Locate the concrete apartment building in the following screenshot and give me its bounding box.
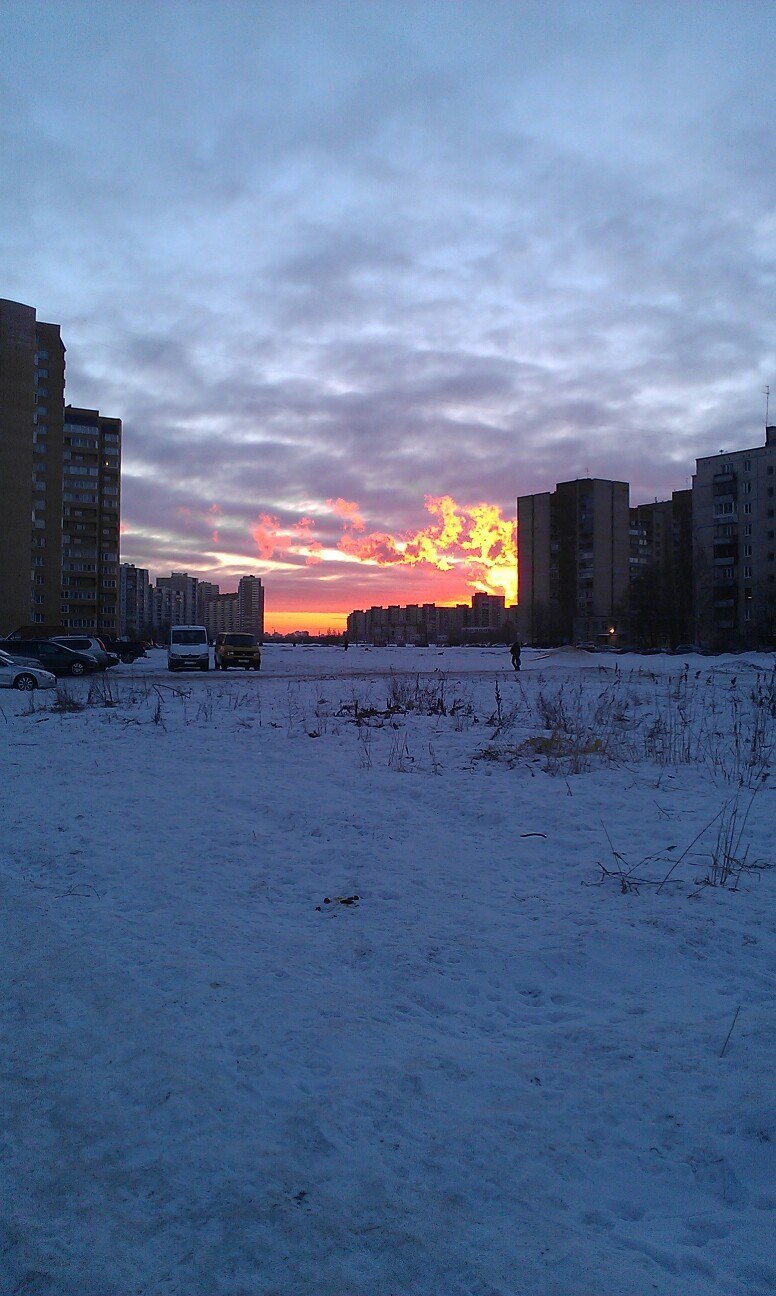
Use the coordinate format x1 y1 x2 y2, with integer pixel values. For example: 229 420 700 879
517 478 630 645
629 490 693 647
0 298 120 636
142 570 265 640
153 571 199 628
61 406 121 634
119 563 151 638
693 427 776 647
202 576 265 640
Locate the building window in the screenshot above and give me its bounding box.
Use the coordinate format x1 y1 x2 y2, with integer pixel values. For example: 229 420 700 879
744 524 752 536
745 608 752 621
744 566 752 578
744 503 753 514
744 544 752 556
744 459 752 472
743 481 752 494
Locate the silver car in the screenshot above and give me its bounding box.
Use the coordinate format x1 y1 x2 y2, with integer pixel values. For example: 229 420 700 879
0 649 57 691
51 635 118 670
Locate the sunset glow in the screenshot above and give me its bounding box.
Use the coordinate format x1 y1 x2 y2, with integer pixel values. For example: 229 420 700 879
249 495 517 619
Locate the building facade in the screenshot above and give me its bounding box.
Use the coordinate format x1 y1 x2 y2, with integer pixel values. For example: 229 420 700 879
517 478 630 644
201 576 265 640
0 298 121 636
693 428 776 647
119 563 151 638
61 406 121 635
628 490 693 648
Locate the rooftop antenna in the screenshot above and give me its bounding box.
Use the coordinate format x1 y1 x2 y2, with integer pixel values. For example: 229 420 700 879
764 384 770 427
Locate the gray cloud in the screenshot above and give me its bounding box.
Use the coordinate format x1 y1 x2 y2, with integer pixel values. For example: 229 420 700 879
1 1 774 615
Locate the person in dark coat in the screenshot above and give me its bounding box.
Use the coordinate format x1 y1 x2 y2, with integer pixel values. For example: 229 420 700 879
510 641 522 671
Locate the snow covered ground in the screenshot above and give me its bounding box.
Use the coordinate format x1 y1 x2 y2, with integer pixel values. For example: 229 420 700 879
1 646 774 1295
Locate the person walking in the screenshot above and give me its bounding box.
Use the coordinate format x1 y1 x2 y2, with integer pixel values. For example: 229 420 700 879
510 640 522 671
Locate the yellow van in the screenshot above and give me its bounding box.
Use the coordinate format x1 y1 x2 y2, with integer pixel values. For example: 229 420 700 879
214 632 262 671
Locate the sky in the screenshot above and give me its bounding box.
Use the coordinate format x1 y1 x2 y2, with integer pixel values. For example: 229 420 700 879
1 1 774 630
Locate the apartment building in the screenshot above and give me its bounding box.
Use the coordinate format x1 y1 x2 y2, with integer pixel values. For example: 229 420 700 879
693 427 776 647
0 298 121 636
629 490 693 648
119 563 151 638
61 406 121 635
153 572 199 629
517 478 630 644
201 577 265 640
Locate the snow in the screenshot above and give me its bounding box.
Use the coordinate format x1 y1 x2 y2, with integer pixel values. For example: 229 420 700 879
1 646 774 1295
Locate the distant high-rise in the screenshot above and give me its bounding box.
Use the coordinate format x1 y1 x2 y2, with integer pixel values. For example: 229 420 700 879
201 575 265 640
0 298 121 636
119 563 151 638
517 478 630 644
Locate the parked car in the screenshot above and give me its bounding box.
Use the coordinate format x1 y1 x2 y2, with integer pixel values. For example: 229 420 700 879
51 635 119 670
673 644 712 656
168 625 210 671
214 632 262 670
0 648 57 691
2 639 99 677
100 637 148 664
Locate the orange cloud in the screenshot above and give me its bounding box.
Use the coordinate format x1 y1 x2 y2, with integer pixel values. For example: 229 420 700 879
327 498 365 531
249 495 517 600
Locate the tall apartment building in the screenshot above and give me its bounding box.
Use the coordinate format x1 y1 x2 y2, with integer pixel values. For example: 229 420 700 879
153 571 199 629
61 406 121 635
119 563 151 638
693 427 776 647
0 298 121 636
629 490 693 647
517 478 630 644
201 575 265 640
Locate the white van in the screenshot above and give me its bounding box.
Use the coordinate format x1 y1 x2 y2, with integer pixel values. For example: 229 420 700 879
168 625 210 671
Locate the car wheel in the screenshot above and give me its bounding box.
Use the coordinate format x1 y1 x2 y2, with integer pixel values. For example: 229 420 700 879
14 673 37 691
120 652 133 664
70 661 86 676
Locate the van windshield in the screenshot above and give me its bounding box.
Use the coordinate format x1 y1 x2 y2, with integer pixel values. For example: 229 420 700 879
171 629 208 645
224 634 257 647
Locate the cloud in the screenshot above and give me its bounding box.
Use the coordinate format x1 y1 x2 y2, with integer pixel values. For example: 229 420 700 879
1 1 774 614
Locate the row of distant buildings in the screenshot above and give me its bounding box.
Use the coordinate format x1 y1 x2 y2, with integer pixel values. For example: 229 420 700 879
350 426 776 650
0 297 266 642
119 566 264 641
347 591 514 646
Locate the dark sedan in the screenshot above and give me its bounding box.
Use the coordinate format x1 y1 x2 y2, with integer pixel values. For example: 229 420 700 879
2 639 100 677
